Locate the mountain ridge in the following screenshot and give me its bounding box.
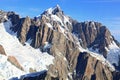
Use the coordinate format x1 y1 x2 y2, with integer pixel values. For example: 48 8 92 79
0 5 120 80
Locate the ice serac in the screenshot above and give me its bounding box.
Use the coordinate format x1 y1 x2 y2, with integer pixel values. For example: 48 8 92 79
0 5 120 80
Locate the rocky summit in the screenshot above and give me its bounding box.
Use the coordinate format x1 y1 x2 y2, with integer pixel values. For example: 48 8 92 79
0 5 120 80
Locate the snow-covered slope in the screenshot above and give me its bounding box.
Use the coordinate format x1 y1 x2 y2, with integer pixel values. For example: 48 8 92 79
107 41 120 66
0 20 54 79
88 40 120 67
0 55 24 80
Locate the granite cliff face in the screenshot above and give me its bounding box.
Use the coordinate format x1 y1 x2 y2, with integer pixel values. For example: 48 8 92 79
0 5 120 80
75 52 113 80
72 21 119 58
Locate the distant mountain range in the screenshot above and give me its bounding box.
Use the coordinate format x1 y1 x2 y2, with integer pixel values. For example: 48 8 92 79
0 5 120 80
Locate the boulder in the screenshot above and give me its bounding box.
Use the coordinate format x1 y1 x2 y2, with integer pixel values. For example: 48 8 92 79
0 45 6 56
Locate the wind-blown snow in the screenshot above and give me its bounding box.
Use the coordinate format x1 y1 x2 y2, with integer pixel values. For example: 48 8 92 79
0 21 54 79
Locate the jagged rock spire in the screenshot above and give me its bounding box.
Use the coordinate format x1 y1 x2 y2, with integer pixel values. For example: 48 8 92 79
53 4 62 13
42 4 62 15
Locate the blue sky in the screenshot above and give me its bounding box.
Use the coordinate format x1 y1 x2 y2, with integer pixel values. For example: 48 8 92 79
0 0 120 41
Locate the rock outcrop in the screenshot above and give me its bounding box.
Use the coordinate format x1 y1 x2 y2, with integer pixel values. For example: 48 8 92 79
21 71 47 80
45 53 68 80
0 45 6 55
72 21 114 57
75 52 113 80
7 11 20 27
0 10 7 23
7 56 24 71
18 16 31 44
112 71 120 80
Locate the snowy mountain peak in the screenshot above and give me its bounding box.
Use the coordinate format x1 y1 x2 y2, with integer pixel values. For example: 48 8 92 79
1 5 120 80
43 4 62 15
37 5 72 35
56 4 60 9
53 4 61 12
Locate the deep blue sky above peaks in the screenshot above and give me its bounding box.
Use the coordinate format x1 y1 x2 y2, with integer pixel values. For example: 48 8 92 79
0 0 120 41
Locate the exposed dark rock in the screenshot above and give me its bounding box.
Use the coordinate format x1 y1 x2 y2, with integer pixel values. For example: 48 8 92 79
72 21 114 57
112 71 120 80
21 71 47 80
7 11 20 26
18 16 31 44
45 53 68 80
75 52 113 80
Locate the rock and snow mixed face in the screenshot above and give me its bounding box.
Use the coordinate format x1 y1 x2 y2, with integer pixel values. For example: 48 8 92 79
39 5 72 34
107 41 120 66
0 5 120 80
0 20 54 79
